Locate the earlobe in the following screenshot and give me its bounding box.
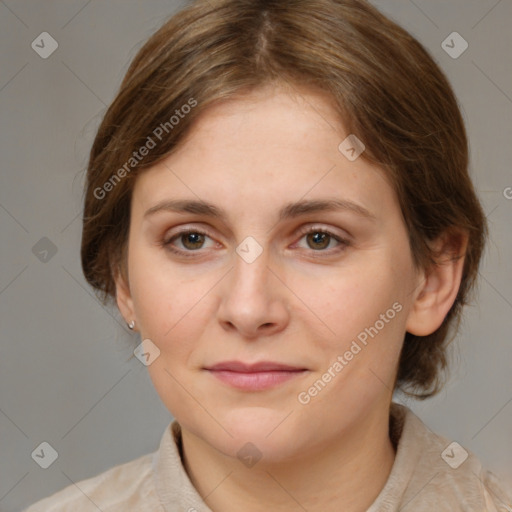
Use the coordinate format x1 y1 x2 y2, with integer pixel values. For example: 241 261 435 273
406 230 468 337
113 265 137 330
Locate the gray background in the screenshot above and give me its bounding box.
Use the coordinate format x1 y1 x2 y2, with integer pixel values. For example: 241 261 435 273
0 1 511 510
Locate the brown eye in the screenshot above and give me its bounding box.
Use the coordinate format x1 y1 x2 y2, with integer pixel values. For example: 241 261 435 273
295 227 349 254
179 232 206 250
305 231 332 250
162 229 216 258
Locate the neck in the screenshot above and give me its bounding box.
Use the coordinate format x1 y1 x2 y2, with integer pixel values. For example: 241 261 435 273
180 403 396 512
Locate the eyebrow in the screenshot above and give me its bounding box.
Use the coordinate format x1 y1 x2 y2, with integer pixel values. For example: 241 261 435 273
143 198 376 223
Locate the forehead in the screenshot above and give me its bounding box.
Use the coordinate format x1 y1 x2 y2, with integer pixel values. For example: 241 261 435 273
131 85 397 225
177 84 344 154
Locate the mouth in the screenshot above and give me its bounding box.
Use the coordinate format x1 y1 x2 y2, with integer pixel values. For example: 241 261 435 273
204 361 309 391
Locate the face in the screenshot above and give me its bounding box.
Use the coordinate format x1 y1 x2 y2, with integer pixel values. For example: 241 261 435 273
116 84 425 464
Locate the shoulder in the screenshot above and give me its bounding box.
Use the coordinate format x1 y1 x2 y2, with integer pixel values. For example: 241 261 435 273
22 451 157 512
389 403 512 511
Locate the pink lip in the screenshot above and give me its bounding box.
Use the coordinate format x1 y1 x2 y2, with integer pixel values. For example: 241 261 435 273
205 361 308 391
207 361 305 372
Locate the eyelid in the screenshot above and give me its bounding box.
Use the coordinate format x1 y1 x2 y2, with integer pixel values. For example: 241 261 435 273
294 223 351 242
163 222 350 241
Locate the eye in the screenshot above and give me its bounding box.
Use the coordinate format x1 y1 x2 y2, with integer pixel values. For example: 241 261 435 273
162 229 216 257
294 226 350 254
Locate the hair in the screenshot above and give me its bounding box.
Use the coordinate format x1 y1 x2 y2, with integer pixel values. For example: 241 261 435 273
81 0 487 399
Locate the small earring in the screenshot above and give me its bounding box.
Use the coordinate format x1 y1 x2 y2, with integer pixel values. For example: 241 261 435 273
127 320 135 330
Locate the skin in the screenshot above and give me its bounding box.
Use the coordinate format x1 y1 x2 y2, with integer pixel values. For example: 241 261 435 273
115 82 467 512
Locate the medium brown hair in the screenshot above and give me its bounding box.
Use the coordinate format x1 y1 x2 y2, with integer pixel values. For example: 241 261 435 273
81 0 487 398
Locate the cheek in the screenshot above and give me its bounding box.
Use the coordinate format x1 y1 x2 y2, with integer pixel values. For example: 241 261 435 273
300 259 410 394
128 246 205 338
299 262 400 344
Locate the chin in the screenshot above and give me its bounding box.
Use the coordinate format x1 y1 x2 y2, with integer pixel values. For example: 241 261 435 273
208 406 305 463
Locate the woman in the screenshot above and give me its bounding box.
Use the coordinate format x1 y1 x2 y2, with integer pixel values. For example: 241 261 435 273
25 0 512 510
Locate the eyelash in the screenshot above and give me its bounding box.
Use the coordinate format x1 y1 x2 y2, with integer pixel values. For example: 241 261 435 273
160 226 351 259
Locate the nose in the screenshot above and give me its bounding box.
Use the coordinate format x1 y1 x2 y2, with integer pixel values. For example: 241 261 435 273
216 247 290 339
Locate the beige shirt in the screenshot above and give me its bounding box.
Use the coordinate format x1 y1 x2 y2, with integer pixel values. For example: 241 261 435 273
24 403 512 511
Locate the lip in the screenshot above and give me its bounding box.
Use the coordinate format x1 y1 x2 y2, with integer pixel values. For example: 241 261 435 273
204 360 308 391
206 361 306 372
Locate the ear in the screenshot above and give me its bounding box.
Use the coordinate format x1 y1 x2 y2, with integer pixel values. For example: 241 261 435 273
113 264 137 331
406 230 468 336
